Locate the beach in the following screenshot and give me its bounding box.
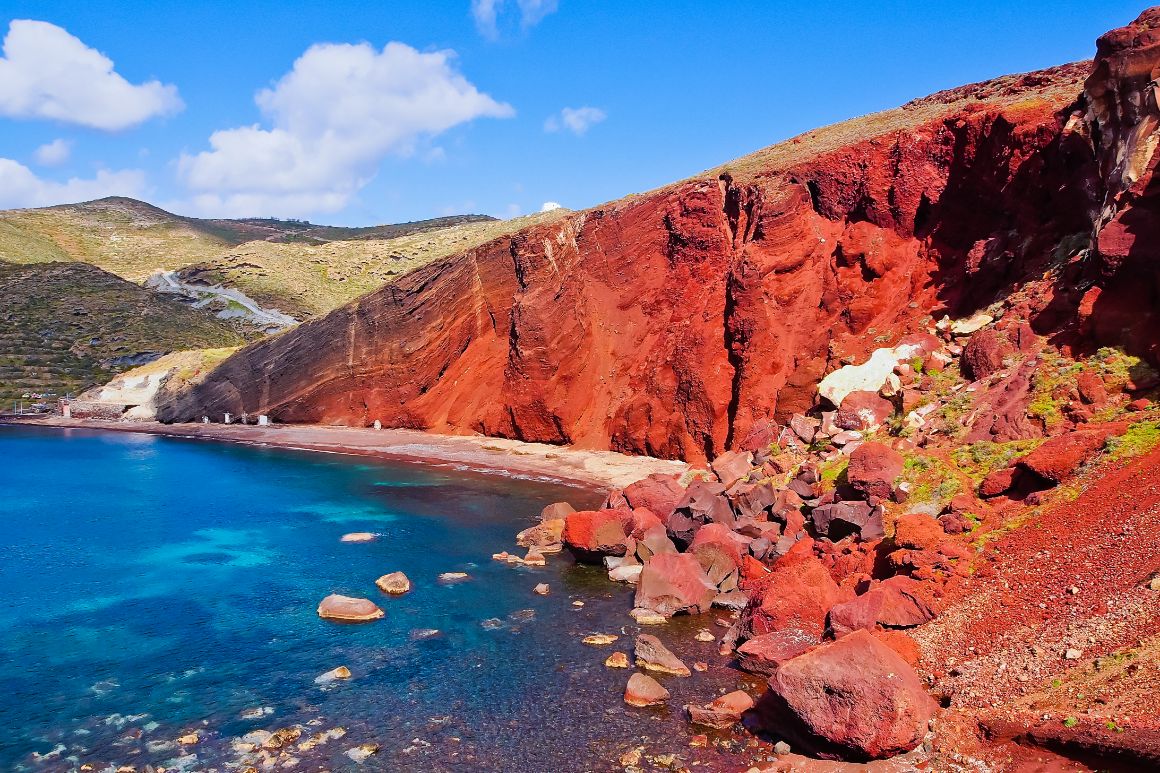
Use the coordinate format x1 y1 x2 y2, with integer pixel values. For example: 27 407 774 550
3 416 688 490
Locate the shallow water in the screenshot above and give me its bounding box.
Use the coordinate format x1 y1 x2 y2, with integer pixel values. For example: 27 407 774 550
0 426 747 772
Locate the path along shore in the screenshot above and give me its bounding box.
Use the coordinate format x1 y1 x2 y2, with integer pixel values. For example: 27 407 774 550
2 416 688 490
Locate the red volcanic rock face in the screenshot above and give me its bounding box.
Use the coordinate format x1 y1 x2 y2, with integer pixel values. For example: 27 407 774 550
161 61 1106 463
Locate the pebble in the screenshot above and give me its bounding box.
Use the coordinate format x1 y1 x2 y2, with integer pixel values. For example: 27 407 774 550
1064 648 1083 660
534 583 550 595
572 600 585 607
177 732 199 745
605 652 630 668
694 629 715 642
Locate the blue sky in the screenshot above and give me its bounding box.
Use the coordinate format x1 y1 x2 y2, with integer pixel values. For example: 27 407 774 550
0 1 1145 225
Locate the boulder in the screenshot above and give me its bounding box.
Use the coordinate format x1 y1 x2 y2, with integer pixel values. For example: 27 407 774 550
516 518 566 549
673 479 735 529
340 532 376 543
760 630 937 760
789 414 819 444
979 466 1019 497
686 690 755 729
735 629 819 676
846 442 905 500
961 328 1011 381
626 507 665 539
636 524 678 562
811 500 885 541
893 513 944 550
730 480 779 520
540 501 576 521
317 594 384 623
741 554 842 640
1076 372 1108 405
634 552 717 617
827 576 938 638
712 450 754 488
689 522 746 587
624 672 670 707
836 391 895 432
634 633 691 676
374 572 412 595
1017 428 1119 483
622 474 686 519
563 508 630 562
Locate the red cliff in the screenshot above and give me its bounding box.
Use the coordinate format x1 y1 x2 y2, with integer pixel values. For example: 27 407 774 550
162 11 1160 464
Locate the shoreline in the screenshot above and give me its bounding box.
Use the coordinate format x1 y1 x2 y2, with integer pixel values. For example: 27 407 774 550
1 416 688 490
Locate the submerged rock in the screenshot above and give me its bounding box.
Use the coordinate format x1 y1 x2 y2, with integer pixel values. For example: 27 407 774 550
634 634 690 676
438 572 470 584
314 666 352 684
340 532 376 543
605 652 630 668
686 690 754 729
375 571 411 595
624 672 669 707
317 594 383 623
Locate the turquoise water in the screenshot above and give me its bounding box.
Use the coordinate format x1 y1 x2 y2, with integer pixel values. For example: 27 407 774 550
0 426 753 771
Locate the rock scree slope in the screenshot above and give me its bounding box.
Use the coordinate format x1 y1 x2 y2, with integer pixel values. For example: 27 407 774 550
165 11 1160 469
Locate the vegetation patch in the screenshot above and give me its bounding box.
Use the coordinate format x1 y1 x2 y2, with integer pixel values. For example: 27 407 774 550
952 439 1043 482
1104 420 1160 461
900 453 961 509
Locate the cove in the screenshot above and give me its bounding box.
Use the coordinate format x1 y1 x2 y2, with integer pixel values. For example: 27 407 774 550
0 425 733 771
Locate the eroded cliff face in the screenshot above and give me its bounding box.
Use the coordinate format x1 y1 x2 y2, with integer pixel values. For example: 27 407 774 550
1079 8 1160 362
163 11 1160 464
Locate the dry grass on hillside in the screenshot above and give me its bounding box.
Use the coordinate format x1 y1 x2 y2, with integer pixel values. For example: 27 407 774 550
177 209 572 318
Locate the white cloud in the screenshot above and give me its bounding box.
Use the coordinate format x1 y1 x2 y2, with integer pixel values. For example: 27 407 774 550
540 201 561 212
34 138 72 166
178 41 513 218
544 106 606 136
0 20 182 131
471 0 558 39
0 158 146 209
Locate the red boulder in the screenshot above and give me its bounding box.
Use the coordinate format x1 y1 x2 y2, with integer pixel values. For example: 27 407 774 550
978 466 1018 497
893 513 944 550
836 391 895 432
735 629 819 676
741 554 842 640
961 328 1012 381
1016 428 1121 483
634 552 717 617
846 442 905 500
563 508 630 562
622 474 686 519
760 630 937 760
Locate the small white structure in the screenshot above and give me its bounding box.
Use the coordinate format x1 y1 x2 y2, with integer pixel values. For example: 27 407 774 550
258 415 269 426
224 413 232 424
373 420 382 430
62 402 72 419
202 416 209 424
